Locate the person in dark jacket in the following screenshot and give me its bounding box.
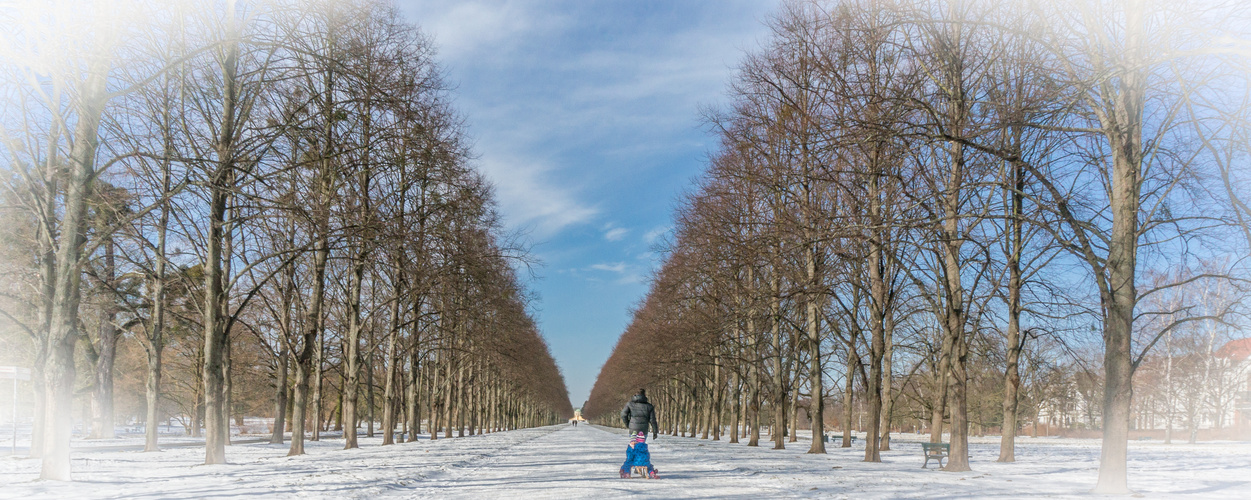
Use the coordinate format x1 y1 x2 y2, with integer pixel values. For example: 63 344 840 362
621 388 658 439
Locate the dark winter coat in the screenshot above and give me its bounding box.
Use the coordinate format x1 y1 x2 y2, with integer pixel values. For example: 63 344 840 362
621 394 658 435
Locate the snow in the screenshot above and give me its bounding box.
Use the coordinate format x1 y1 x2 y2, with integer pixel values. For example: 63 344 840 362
0 424 1247 498
0 419 279 456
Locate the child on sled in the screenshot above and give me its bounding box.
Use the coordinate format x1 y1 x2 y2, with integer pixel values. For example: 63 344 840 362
619 431 659 479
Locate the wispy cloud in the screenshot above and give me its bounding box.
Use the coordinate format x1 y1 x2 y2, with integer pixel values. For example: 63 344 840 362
404 1 595 239
477 154 598 238
602 223 629 242
643 225 670 245
589 262 627 274
614 273 645 286
587 261 647 286
406 0 566 62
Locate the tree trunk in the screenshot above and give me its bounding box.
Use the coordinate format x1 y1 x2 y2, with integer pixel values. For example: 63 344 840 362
931 326 952 443
806 245 825 453
202 7 243 464
288 156 330 455
865 227 887 462
771 274 786 450
90 236 119 440
407 350 420 441
192 362 204 438
271 348 289 444
382 277 401 445
1092 2 1145 493
843 332 857 448
39 35 111 481
945 321 971 471
430 349 442 441
746 269 761 447
880 315 895 452
789 373 799 443
202 184 228 464
30 104 61 461
747 344 761 447
729 364 740 443
942 237 972 472
999 155 1025 462
443 351 455 438
142 150 172 453
342 249 366 448
712 353 723 440
456 360 466 438
312 319 325 441
224 338 235 446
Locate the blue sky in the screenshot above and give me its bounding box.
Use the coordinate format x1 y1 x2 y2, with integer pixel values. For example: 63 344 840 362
398 1 775 407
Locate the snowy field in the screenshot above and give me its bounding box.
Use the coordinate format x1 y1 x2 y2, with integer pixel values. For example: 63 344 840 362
0 419 280 456
0 424 1248 499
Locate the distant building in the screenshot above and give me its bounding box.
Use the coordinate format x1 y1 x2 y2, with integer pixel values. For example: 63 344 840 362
1215 338 1251 433
1032 337 1251 439
569 408 586 424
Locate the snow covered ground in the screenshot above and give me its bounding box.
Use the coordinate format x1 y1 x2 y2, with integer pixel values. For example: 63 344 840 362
0 419 280 456
0 424 1247 499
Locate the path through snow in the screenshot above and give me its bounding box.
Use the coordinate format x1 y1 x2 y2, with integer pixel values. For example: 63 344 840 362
1 424 1248 498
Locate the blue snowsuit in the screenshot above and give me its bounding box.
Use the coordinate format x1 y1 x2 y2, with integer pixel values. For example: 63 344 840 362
619 441 656 475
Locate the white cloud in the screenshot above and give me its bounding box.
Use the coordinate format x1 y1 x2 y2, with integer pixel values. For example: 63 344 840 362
587 261 647 286
402 1 596 239
477 155 597 238
589 262 627 274
406 0 561 61
614 273 645 286
603 226 628 242
643 225 670 245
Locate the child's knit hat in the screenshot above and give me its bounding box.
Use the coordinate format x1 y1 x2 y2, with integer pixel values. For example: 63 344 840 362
632 431 646 443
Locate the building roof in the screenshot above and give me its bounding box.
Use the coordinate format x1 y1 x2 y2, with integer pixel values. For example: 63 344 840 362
1215 338 1251 361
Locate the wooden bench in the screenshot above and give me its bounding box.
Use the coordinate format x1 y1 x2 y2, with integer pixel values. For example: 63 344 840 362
824 434 857 443
921 442 949 469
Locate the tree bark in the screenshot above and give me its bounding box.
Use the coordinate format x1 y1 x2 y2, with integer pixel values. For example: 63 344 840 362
270 347 289 444
382 267 401 445
864 209 887 461
880 314 895 452
805 242 825 454
843 335 857 448
931 325 952 443
1091 2 1145 493
201 6 244 463
288 130 332 455
90 235 119 440
41 47 111 480
142 138 172 453
771 273 786 450
342 253 365 449
999 154 1025 462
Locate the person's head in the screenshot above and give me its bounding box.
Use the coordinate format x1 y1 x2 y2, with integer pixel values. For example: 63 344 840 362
633 431 646 443
638 388 646 397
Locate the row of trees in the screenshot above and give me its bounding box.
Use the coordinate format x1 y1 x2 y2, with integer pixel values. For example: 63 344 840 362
585 0 1249 494
0 0 571 481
